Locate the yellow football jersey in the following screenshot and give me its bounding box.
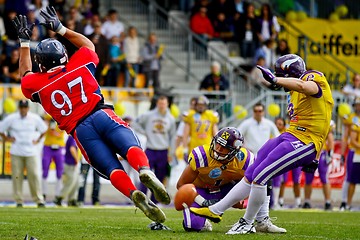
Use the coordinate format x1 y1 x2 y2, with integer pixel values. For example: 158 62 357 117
188 144 255 188
349 116 360 153
322 120 335 150
183 109 219 151
343 112 356 126
43 120 66 147
286 70 334 154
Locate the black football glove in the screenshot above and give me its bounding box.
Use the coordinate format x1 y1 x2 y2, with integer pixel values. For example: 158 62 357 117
12 15 34 43
39 6 64 33
301 159 319 173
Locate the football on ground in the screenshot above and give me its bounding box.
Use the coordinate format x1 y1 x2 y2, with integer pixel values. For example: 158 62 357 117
174 183 198 211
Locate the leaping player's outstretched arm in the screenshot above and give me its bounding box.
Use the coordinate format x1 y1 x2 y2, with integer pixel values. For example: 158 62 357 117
40 6 95 51
12 15 34 78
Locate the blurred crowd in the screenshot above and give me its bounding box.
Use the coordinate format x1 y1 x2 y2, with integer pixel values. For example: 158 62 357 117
0 0 164 91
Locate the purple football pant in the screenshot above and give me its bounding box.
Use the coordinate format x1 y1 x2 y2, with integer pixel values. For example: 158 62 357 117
291 167 302 184
272 172 288 187
139 149 168 203
42 146 65 179
346 149 360 183
183 183 235 231
245 132 317 185
305 150 329 184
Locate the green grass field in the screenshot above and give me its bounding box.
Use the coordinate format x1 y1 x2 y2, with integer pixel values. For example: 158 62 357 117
1 207 359 240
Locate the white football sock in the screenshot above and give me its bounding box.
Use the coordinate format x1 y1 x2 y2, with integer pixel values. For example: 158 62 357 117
295 197 301 207
243 184 267 224
256 195 270 222
209 178 251 215
272 187 280 206
55 179 63 196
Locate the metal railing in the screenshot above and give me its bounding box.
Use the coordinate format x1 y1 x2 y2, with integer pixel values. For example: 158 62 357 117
100 0 263 116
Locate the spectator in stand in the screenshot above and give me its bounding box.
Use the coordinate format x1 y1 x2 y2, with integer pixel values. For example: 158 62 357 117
207 0 232 23
342 73 360 103
53 135 80 207
41 115 66 202
256 3 280 44
253 39 276 70
249 56 271 88
83 13 101 36
0 100 48 208
190 7 214 59
3 10 18 57
2 48 20 83
275 39 290 58
106 35 125 87
190 0 209 18
132 95 176 204
87 21 109 86
141 32 163 90
27 4 46 40
124 26 140 88
101 9 125 40
199 61 229 100
65 6 84 34
213 12 234 42
234 3 259 59
233 0 247 14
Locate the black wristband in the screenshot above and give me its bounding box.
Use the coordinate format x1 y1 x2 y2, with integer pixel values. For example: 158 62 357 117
23 70 32 77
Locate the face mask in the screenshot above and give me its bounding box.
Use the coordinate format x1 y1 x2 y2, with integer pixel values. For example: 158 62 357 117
214 152 227 161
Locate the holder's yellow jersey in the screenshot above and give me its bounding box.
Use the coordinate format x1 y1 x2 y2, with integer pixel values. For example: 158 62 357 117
188 144 255 189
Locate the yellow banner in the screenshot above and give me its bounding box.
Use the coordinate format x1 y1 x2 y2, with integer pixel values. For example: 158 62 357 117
279 18 360 90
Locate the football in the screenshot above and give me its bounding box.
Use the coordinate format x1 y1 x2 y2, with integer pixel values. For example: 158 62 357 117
173 183 198 211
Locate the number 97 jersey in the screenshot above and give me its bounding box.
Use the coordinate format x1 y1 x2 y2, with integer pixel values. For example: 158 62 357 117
21 47 103 134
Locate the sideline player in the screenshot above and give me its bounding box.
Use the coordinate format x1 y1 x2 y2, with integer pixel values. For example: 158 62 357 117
191 54 333 234
13 7 169 223
178 127 286 233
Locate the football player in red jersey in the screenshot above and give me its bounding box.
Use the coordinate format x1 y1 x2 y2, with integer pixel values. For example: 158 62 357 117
13 7 170 223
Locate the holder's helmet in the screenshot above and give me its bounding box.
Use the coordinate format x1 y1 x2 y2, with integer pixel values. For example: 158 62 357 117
274 54 306 78
34 38 68 72
210 127 244 163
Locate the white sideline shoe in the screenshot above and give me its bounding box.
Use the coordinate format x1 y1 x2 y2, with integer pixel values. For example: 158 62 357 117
226 218 256 235
255 216 287 233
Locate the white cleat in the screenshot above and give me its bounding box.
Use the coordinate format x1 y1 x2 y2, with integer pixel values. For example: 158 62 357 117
226 218 256 235
255 216 287 233
131 190 166 223
139 168 171 205
201 219 213 232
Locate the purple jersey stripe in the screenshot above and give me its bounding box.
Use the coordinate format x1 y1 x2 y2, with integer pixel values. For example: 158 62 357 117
311 83 323 98
199 146 208 167
192 148 200 168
